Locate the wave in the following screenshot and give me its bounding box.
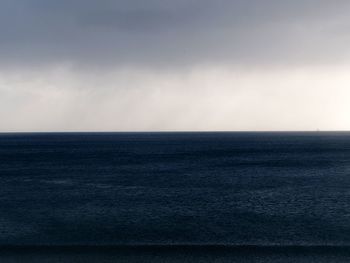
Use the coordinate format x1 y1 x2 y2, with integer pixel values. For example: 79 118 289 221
2 244 350 252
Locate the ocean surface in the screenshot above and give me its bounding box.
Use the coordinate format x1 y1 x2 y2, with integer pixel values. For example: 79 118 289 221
1 132 350 261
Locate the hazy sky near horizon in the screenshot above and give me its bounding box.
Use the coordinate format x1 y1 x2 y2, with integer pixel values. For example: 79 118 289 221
1 0 350 131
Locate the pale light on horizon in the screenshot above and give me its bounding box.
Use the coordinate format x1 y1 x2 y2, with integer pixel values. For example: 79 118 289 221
1 65 349 132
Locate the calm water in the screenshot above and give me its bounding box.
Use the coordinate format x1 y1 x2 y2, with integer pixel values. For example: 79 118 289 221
1 132 350 250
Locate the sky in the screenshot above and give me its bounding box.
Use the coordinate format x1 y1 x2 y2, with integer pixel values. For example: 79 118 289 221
1 0 350 132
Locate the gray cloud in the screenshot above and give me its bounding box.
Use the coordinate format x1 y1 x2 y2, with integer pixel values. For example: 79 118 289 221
1 0 350 69
1 1 350 132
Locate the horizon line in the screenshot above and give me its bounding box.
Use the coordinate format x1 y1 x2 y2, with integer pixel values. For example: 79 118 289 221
0 130 350 134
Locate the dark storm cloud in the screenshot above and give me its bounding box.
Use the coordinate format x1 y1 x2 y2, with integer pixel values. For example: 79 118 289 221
1 0 350 68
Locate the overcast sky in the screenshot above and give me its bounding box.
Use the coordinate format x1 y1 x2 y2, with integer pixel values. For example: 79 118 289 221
1 0 350 131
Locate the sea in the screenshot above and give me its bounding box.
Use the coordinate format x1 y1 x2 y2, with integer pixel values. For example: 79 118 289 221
1 132 350 262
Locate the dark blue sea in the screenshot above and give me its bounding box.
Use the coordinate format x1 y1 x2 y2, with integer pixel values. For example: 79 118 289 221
1 132 350 262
